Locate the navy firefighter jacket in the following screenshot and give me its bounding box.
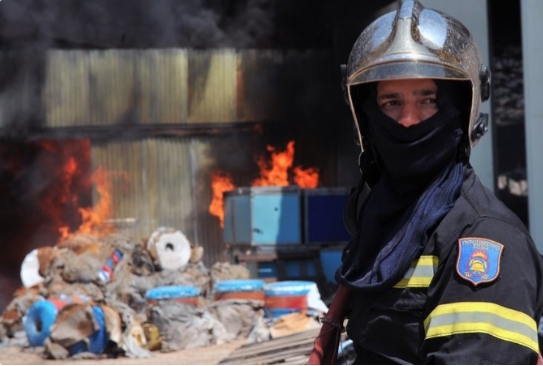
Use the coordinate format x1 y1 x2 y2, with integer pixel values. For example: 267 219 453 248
345 165 543 364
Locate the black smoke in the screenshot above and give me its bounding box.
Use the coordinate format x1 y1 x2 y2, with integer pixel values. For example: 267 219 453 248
0 0 395 312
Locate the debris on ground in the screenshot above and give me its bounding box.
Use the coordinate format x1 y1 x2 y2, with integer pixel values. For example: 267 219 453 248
0 227 329 363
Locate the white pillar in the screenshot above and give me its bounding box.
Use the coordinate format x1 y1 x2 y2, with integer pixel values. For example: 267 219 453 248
521 0 543 251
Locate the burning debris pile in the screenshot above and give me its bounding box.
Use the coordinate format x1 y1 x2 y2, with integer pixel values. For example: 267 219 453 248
0 144 328 360
0 227 279 360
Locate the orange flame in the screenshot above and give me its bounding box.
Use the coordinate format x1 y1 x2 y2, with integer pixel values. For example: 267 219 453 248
35 140 92 243
293 166 319 188
209 172 235 228
209 140 320 226
252 141 294 187
59 167 114 239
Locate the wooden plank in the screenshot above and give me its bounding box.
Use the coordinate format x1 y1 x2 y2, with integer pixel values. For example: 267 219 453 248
221 345 314 365
278 355 310 365
222 337 315 360
219 328 319 365
226 329 318 356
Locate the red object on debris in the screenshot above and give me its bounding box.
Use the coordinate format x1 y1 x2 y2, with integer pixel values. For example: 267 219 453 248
214 291 265 301
98 249 123 283
264 281 313 318
213 279 265 301
265 294 308 310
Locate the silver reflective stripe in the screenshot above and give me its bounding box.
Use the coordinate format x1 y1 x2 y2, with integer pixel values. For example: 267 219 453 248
425 302 539 353
394 255 438 288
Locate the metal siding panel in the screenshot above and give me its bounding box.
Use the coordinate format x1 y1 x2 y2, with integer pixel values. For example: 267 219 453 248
190 136 227 266
188 50 238 123
144 138 193 236
88 50 136 126
135 51 158 125
44 51 90 127
155 50 189 124
144 137 225 267
91 141 144 238
236 50 282 122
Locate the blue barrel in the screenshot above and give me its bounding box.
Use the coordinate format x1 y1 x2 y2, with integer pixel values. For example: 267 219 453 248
263 281 314 318
68 305 108 355
145 285 200 306
213 279 265 301
24 300 58 347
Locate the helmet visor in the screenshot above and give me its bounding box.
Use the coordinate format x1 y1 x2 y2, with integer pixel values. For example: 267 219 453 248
348 61 470 87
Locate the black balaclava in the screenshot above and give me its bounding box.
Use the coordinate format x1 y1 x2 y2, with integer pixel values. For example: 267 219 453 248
336 80 465 291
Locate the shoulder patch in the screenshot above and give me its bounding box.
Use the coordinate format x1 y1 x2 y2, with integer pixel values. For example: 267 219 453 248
456 237 504 286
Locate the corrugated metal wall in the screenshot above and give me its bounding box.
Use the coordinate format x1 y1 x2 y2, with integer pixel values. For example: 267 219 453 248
41 48 328 267
44 49 278 126
90 136 228 266
236 49 283 122
188 50 237 123
43 48 285 126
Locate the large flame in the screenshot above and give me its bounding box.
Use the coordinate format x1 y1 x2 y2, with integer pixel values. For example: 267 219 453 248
59 167 114 240
209 140 319 227
293 166 319 188
209 172 236 228
252 141 294 187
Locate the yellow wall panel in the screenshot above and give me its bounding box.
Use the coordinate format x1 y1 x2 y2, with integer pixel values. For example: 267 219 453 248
44 51 90 127
87 50 136 126
188 50 237 123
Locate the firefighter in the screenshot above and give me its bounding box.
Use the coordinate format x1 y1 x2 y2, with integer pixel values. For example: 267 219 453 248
308 0 543 364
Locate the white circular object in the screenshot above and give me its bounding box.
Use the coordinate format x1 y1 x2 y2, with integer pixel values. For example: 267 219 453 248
148 228 191 270
20 249 44 288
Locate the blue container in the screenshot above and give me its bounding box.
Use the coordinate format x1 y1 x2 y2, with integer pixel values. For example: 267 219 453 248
223 186 301 245
320 249 343 283
214 279 265 293
68 305 108 355
257 261 317 279
263 281 314 318
24 300 58 347
214 279 265 301
145 285 200 300
303 188 352 244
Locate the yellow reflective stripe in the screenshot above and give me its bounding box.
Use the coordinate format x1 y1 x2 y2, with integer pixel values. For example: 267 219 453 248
424 302 539 353
394 255 438 288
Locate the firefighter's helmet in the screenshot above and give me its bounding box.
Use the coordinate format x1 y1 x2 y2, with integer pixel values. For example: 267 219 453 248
343 0 490 149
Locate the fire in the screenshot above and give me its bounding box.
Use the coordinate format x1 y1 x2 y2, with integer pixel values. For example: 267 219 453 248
293 166 319 188
35 140 93 243
64 167 114 238
209 172 236 228
252 141 294 187
209 140 319 227
252 141 319 188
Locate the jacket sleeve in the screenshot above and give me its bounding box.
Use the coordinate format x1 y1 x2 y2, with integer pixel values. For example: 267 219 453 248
421 217 543 364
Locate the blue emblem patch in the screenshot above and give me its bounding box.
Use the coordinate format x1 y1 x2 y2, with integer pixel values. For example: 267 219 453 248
456 237 504 286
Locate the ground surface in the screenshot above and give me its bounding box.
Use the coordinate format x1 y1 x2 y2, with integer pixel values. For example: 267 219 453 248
0 339 247 365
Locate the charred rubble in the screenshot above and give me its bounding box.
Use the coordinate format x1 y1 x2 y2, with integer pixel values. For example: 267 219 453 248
0 228 303 360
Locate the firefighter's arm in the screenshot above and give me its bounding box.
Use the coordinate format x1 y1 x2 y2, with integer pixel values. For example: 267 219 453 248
422 219 543 364
307 284 352 365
